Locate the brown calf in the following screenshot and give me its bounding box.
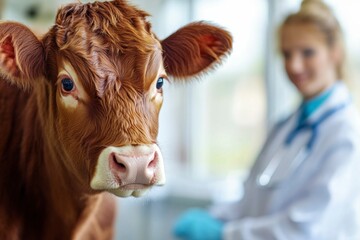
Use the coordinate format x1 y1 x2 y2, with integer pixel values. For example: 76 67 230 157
0 0 232 239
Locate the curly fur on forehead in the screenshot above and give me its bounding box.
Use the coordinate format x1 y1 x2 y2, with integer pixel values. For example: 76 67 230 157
54 0 155 52
50 0 162 98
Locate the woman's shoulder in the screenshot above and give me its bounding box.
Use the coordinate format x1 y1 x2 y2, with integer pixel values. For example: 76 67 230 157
320 105 360 148
325 104 360 132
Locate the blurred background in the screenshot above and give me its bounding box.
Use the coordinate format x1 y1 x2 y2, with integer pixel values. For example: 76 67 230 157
2 0 360 239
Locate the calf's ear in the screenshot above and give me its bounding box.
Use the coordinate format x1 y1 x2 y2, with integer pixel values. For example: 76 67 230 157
0 22 45 89
161 21 233 79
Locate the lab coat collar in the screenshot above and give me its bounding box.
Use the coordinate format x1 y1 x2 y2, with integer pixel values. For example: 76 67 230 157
297 81 351 125
299 85 335 124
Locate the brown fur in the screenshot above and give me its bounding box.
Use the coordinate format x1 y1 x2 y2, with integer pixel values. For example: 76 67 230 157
0 0 232 239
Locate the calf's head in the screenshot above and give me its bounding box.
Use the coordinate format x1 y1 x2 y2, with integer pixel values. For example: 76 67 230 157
0 0 232 197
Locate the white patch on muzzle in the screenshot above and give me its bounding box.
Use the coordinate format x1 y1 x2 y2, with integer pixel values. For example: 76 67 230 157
90 144 166 198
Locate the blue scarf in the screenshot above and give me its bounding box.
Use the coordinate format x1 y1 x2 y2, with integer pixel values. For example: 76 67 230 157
298 84 336 125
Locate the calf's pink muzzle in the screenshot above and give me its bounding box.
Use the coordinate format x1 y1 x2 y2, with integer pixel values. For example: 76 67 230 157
110 149 158 186
90 144 165 197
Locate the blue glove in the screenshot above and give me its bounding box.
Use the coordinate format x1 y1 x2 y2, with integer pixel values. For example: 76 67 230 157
173 208 224 240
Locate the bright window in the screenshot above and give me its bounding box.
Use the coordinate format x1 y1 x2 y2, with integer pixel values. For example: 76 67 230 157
187 0 268 179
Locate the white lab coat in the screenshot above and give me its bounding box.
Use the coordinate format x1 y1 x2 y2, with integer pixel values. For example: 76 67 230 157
211 82 360 240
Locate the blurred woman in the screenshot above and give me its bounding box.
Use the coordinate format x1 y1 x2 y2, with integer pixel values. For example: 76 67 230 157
173 0 360 239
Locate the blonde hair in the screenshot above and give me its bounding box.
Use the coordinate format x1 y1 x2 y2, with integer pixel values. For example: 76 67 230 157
280 0 345 79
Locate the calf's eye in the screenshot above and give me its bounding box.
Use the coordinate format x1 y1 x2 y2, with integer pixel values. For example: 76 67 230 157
61 78 74 92
156 77 164 89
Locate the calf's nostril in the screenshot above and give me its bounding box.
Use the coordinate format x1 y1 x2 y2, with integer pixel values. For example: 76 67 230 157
112 154 127 172
147 159 156 169
117 162 127 172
